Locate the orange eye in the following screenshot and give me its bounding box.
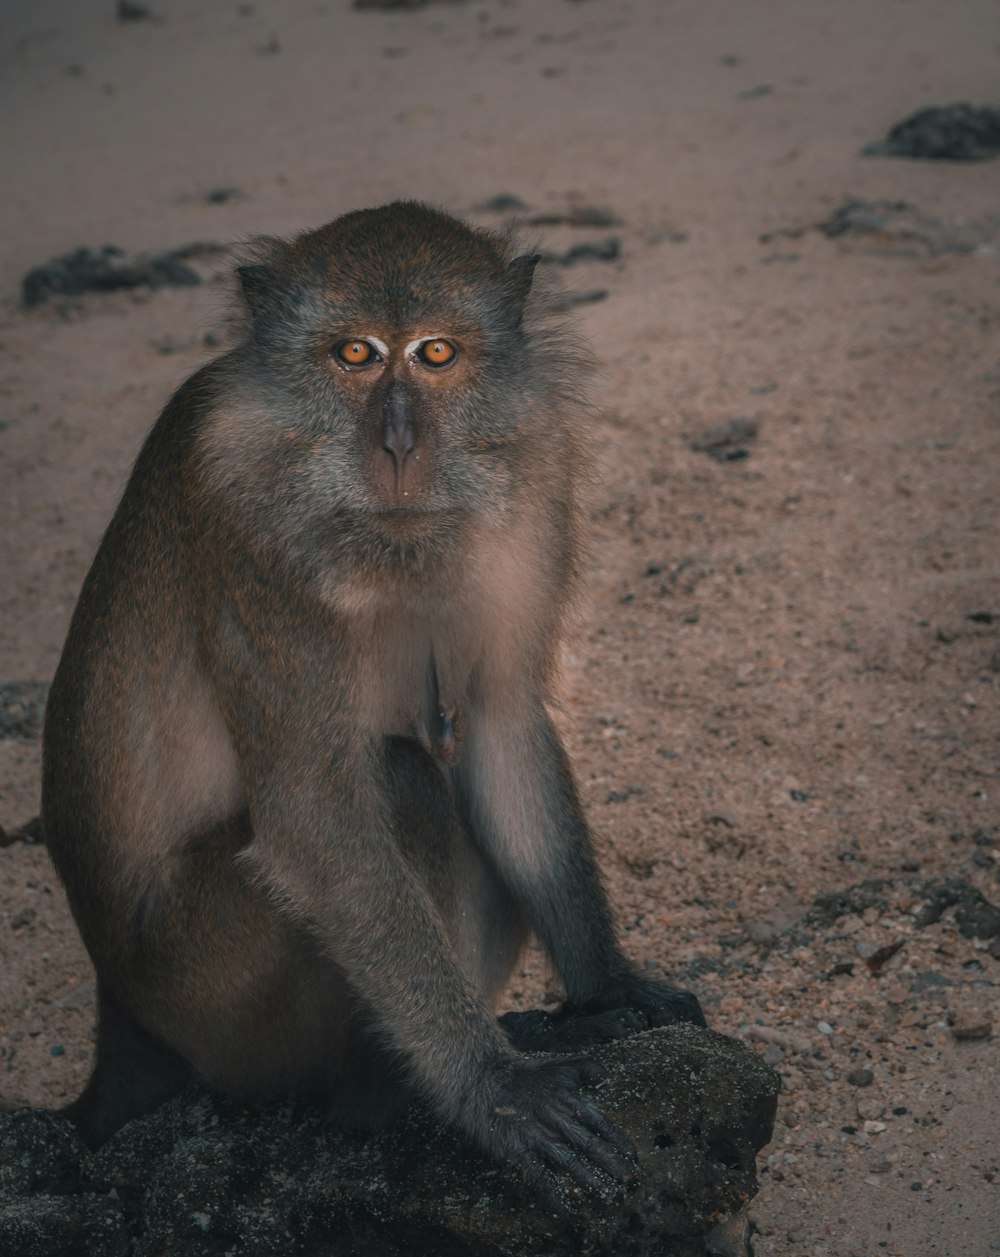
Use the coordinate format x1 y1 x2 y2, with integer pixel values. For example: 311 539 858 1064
417 339 456 368
335 339 378 367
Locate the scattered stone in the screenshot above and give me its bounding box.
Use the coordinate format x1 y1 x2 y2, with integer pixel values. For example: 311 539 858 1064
817 198 998 257
526 206 623 228
909 973 952 998
847 1069 875 1088
648 229 689 245
0 816 44 848
738 84 773 101
865 939 906 973
0 681 49 740
204 186 242 205
806 880 890 927
549 289 608 311
949 1017 993 1043
542 238 621 267
915 877 1000 939
117 0 153 20
690 417 758 462
863 103 1000 161
0 1025 779 1257
9 908 36 930
354 0 471 9
21 243 221 308
475 193 529 213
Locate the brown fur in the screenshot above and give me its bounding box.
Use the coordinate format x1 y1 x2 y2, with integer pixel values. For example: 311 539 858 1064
43 202 703 1191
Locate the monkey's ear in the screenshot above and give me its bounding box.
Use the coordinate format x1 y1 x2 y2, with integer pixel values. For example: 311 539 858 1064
506 253 541 308
237 264 273 320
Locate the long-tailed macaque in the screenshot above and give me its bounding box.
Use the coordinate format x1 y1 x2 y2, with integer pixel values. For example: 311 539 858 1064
42 202 705 1196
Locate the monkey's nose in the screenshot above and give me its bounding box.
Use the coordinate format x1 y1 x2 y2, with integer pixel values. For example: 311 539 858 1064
383 415 416 470
382 382 417 473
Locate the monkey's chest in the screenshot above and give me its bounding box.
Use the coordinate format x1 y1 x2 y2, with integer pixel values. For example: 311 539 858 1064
359 617 477 766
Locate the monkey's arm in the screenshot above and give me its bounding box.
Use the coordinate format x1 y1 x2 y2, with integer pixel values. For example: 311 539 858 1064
461 703 705 1030
206 617 633 1196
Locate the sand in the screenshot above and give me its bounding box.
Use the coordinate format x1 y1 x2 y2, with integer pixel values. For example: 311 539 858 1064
2 1 999 1253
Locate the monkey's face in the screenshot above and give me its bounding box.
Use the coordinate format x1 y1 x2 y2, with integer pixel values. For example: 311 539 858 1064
234 203 555 541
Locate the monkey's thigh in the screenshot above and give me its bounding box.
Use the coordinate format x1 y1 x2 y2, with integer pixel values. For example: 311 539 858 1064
127 816 357 1103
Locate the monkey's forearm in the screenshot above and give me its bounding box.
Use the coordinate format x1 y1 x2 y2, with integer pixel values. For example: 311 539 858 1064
241 780 513 1110
460 710 630 1005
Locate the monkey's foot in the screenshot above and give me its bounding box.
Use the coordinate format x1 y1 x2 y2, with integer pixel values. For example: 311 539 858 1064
499 1007 647 1053
575 973 708 1030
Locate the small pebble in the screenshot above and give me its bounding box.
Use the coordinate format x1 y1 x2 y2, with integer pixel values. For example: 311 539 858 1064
49 1045 65 1056
847 1068 874 1087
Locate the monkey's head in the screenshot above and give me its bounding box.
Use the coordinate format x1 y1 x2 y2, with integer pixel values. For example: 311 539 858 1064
228 202 583 547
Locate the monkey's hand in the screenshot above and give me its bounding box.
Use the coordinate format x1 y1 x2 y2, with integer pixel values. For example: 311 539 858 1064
465 1055 636 1206
572 972 707 1030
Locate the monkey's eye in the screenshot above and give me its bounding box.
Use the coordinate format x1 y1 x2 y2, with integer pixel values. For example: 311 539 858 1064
416 339 457 368
334 340 380 368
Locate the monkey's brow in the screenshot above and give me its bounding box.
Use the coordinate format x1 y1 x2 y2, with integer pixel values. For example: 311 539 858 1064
403 335 449 358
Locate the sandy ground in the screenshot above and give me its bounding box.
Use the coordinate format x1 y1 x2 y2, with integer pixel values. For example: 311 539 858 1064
2 1 999 1253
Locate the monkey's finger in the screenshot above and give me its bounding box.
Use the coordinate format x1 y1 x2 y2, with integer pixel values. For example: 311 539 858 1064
535 1131 610 1194
555 1091 637 1162
538 1103 635 1182
516 1147 573 1216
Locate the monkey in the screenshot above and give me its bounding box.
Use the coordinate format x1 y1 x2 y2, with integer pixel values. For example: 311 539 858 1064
41 201 705 1198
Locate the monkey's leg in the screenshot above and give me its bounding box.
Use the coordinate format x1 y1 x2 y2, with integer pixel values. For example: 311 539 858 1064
461 705 706 1031
60 987 192 1148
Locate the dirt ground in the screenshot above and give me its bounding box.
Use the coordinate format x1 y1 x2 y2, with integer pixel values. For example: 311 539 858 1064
2 1 999 1253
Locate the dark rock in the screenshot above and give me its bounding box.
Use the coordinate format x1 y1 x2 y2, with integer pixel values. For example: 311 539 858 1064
0 680 49 740
690 418 758 462
0 816 42 848
805 880 890 927
816 198 996 257
737 85 772 101
846 1069 874 1088
354 0 470 9
0 1025 778 1256
542 237 621 267
21 243 220 308
526 206 623 228
909 971 953 994
204 186 242 205
863 104 1000 161
117 0 153 20
865 939 906 973
913 877 1000 939
476 194 529 213
549 289 608 311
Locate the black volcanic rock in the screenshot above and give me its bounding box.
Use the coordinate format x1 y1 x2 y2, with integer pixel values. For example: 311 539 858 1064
0 1024 779 1256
